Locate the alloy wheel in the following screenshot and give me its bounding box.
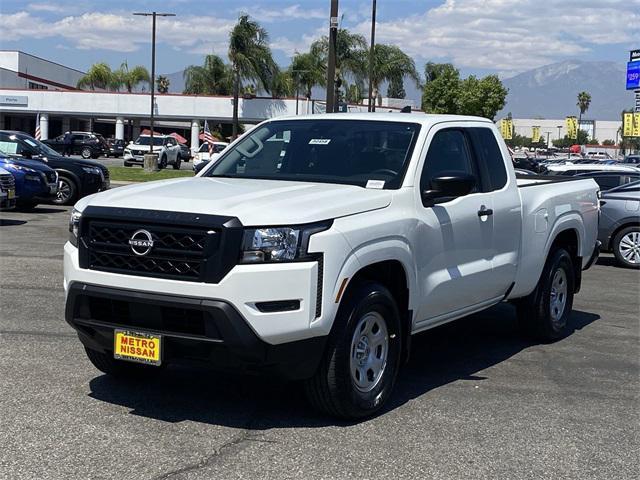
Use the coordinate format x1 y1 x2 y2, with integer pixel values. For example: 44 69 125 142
618 231 640 265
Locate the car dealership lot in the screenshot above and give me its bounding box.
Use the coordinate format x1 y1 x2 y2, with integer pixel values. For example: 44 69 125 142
0 207 638 480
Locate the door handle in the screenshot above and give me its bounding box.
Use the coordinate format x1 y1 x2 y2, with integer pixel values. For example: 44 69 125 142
478 207 493 217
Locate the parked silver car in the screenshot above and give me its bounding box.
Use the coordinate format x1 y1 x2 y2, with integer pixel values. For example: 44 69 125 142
598 180 640 268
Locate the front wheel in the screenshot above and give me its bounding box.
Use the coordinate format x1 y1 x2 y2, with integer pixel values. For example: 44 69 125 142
612 226 640 269
305 282 402 419
159 155 167 169
81 147 91 159
516 248 575 342
52 176 77 205
172 158 181 170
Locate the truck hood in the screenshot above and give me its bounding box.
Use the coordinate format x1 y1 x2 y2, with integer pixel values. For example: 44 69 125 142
77 177 392 225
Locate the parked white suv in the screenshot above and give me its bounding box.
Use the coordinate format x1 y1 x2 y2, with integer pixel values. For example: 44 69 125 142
123 135 182 169
64 114 599 418
192 141 229 171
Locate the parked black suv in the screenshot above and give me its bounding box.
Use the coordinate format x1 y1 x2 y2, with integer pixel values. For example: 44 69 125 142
44 131 108 159
0 131 110 205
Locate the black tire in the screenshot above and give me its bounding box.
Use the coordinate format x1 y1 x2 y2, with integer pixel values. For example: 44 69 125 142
612 226 640 269
172 158 182 170
304 281 402 419
52 175 78 205
516 248 575 342
124 161 132 167
81 147 91 159
159 154 167 169
84 347 158 377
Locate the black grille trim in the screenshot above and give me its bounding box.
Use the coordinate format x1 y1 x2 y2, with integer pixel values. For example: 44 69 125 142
315 255 323 318
79 206 243 283
0 174 15 191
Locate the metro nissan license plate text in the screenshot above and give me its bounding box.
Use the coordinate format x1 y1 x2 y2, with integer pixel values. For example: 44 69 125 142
114 329 161 365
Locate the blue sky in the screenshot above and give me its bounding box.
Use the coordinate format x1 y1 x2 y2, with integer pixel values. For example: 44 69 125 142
1 0 638 79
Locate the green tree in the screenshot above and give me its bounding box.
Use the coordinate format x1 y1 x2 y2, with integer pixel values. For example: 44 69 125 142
77 62 116 90
156 75 170 94
387 74 406 99
229 14 278 138
602 139 615 146
421 63 460 114
367 44 419 108
345 80 365 103
458 74 508 120
576 91 591 144
311 29 368 105
183 54 232 95
289 51 325 99
271 69 295 98
113 61 150 93
421 63 507 120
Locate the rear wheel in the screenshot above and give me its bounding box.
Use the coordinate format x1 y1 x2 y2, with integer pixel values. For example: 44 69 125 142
81 147 91 159
516 248 575 342
52 176 77 205
159 154 167 169
612 226 640 269
304 282 402 419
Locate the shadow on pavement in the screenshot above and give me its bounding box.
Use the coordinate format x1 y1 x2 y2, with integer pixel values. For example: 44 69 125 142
87 304 600 428
595 256 620 268
0 219 28 226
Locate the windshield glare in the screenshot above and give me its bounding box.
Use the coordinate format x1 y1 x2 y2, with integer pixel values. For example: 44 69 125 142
204 120 420 189
135 137 163 146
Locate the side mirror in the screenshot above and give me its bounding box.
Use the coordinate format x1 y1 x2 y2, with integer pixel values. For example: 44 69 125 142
422 172 476 207
22 149 33 159
129 140 134 145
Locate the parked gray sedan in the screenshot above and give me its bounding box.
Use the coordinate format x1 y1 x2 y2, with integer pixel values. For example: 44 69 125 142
598 180 640 268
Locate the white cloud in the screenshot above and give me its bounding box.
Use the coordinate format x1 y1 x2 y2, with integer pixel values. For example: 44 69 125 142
349 0 640 74
0 11 236 55
27 3 66 13
238 4 325 22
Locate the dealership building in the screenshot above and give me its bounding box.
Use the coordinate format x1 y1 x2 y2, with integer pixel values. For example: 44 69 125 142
0 50 624 150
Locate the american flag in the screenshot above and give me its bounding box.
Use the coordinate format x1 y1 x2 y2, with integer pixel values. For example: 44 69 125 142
35 113 41 141
203 120 214 155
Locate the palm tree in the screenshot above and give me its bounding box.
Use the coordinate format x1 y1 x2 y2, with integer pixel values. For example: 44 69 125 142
114 61 150 93
271 69 295 98
577 91 592 143
156 75 170 94
228 14 278 138
310 29 368 105
183 54 232 95
77 62 115 90
368 44 419 109
289 51 325 100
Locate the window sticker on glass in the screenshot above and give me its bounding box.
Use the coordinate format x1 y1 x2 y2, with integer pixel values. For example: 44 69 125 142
366 179 385 189
309 138 331 145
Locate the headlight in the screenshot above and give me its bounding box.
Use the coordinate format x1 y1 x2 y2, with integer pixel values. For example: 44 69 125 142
82 166 101 175
69 208 82 247
4 163 35 173
240 222 331 263
124 148 131 154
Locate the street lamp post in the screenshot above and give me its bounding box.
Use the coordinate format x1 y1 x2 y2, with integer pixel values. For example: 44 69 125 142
133 11 175 170
367 0 377 112
557 125 563 143
326 0 339 113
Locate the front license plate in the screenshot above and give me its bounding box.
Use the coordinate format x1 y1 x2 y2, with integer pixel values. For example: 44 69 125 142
7 189 15 199
114 329 162 366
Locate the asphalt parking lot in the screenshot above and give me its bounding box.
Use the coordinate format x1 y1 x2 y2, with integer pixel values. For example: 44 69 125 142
0 206 638 480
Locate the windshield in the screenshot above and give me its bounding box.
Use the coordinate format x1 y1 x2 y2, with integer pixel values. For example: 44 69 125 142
24 136 59 156
135 137 164 146
204 120 420 189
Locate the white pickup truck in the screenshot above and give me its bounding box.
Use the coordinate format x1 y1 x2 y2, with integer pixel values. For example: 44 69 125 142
64 114 599 418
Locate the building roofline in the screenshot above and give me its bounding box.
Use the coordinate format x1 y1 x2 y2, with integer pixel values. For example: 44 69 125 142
0 50 86 75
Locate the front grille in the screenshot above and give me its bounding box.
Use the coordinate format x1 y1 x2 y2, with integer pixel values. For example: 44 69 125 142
79 206 243 283
0 174 15 192
86 221 213 281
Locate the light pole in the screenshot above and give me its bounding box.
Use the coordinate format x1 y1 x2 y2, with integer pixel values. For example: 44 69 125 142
367 0 377 112
326 0 339 113
557 125 563 143
133 11 175 169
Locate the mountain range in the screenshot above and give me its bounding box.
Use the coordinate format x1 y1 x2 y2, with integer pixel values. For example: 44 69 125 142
161 60 636 121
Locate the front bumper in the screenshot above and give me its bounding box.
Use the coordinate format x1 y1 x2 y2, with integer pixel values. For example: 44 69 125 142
65 282 326 380
64 242 323 345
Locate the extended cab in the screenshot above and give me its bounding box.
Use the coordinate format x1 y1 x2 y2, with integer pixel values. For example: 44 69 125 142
64 114 599 418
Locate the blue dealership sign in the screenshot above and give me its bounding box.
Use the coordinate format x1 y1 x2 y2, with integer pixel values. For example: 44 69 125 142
627 61 640 90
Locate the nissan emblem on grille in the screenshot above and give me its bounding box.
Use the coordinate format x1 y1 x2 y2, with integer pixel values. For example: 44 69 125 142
128 229 154 256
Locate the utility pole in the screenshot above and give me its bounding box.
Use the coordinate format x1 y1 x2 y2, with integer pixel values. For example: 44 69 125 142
367 0 377 112
326 0 339 113
133 11 175 169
